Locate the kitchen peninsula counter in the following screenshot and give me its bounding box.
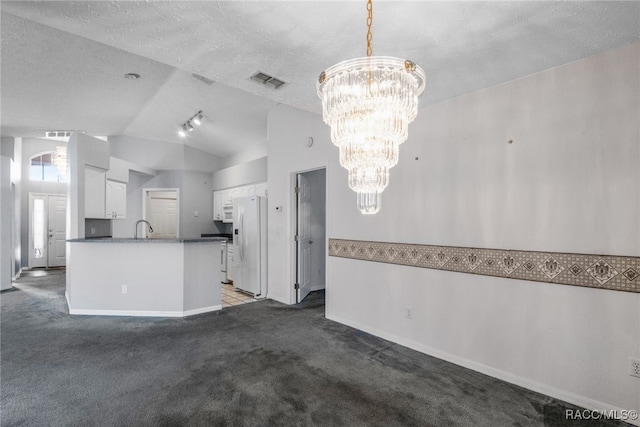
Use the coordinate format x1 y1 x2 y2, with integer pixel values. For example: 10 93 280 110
67 237 228 243
66 238 222 317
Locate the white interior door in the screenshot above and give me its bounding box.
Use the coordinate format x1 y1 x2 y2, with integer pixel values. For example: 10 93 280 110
29 193 66 268
146 191 177 239
47 195 66 267
296 174 312 303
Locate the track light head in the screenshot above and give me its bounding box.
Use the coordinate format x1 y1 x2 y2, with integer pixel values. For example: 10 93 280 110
178 110 203 138
178 123 188 138
193 111 203 126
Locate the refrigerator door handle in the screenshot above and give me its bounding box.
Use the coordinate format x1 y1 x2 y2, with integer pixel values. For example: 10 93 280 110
239 212 244 261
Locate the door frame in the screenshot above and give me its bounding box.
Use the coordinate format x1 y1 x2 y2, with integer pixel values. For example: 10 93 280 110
141 188 180 238
290 167 327 304
28 192 67 268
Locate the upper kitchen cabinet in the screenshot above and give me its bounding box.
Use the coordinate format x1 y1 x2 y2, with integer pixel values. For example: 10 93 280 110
106 180 126 219
213 182 267 221
255 182 268 197
213 191 223 221
85 167 127 220
85 166 107 219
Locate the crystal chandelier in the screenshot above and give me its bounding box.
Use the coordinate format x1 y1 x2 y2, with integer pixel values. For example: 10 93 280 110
317 0 425 214
52 146 68 177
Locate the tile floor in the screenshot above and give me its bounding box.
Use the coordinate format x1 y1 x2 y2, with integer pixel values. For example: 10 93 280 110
221 283 258 308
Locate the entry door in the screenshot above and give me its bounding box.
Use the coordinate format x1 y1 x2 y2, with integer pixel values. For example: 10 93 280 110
296 174 312 303
47 195 67 267
29 193 66 268
146 191 177 239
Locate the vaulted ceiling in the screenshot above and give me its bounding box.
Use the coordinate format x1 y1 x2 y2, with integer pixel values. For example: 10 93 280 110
2 1 638 157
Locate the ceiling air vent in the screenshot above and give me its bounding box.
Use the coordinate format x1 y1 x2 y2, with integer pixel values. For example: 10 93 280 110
46 131 72 138
44 131 74 142
250 71 287 89
192 73 215 86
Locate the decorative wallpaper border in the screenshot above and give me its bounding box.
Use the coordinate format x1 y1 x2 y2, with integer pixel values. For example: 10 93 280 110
328 239 640 294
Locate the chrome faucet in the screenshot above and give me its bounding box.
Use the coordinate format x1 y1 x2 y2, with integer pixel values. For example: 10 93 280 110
134 220 154 239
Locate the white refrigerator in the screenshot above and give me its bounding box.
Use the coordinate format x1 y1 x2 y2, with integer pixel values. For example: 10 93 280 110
232 196 267 297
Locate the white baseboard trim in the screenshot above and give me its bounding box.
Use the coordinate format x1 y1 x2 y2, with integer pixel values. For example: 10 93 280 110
310 283 325 292
327 313 640 427
66 297 222 318
183 305 222 317
68 308 186 317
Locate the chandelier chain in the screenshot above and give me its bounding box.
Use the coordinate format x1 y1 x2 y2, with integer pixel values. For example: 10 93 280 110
317 0 426 214
366 0 373 57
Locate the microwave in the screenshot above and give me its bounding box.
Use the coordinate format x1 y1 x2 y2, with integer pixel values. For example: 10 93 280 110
222 205 233 223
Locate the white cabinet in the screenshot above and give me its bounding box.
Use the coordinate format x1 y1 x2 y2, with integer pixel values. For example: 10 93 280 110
255 182 268 197
106 180 127 219
240 185 256 198
213 191 223 221
213 183 267 222
222 190 234 206
85 166 107 219
85 168 126 220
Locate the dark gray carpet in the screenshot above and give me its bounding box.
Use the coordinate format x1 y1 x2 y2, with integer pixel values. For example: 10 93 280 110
1 269 628 427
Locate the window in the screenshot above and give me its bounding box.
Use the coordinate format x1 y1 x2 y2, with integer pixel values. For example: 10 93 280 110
33 199 45 258
30 151 66 182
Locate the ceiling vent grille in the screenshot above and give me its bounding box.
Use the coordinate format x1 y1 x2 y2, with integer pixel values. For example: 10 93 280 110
250 71 287 89
46 131 72 138
192 73 215 86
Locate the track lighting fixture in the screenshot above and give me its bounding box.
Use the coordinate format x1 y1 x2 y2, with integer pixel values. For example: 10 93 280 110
178 123 188 138
177 110 204 138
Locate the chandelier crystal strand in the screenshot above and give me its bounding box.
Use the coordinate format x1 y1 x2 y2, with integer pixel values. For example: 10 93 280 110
317 1 425 214
53 145 68 177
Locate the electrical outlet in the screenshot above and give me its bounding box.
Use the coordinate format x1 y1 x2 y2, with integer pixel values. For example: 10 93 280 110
406 307 413 319
631 358 640 378
122 285 127 294
194 211 199 217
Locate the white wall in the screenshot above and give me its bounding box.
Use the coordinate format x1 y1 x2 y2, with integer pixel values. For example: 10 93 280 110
111 170 219 239
180 170 218 238
111 171 178 238
10 138 22 278
67 133 110 239
0 153 12 290
267 43 640 419
218 141 268 169
108 135 220 238
212 156 267 190
109 135 220 172
107 156 155 182
267 105 333 304
184 145 222 173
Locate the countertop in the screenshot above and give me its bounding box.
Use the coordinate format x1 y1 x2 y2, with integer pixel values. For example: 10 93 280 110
67 237 228 244
201 233 233 239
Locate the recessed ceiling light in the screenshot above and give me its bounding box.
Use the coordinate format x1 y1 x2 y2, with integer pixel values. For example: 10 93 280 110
124 73 141 80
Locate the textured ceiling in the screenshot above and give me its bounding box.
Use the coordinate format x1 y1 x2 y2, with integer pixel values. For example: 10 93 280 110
1 1 639 157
